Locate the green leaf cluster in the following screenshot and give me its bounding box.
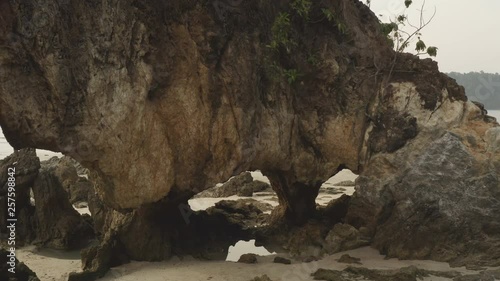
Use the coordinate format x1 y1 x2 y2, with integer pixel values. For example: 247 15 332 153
291 0 312 20
321 8 348 34
268 12 296 53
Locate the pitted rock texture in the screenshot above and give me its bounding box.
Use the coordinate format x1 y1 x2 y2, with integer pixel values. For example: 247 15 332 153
1 149 93 250
41 156 92 204
1 0 499 269
312 266 462 281
0 149 39 246
1 0 395 217
32 168 94 250
347 131 500 267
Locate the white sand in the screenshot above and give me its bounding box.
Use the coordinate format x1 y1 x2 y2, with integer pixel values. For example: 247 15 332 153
189 169 357 211
17 246 82 281
17 245 492 281
226 240 276 262
96 247 488 281
16 170 364 281
74 204 91 216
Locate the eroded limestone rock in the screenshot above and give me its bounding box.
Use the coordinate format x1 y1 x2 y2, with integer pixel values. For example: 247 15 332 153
32 169 94 250
337 254 362 264
1 150 93 251
0 0 392 222
347 131 500 267
249 275 273 281
0 0 499 274
40 156 91 204
323 223 369 254
195 172 255 198
0 149 39 246
312 266 462 281
238 253 258 264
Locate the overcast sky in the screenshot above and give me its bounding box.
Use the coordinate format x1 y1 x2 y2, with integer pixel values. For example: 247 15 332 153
368 0 500 73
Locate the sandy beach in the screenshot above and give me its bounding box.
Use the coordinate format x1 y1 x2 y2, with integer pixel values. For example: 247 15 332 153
18 246 487 281
3 1 500 280
12 169 498 281
14 171 357 281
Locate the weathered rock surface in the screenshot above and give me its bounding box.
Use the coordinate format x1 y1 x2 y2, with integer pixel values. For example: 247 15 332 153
337 254 362 264
454 269 500 281
72 193 260 280
323 223 370 254
205 200 270 229
32 168 94 250
238 253 258 264
69 178 92 204
0 0 499 273
195 172 263 198
0 149 39 246
41 157 79 190
347 130 500 267
41 156 91 204
273 256 291 265
312 266 462 281
0 0 395 224
255 195 353 258
249 275 273 281
1 150 93 251
0 248 40 281
195 173 272 198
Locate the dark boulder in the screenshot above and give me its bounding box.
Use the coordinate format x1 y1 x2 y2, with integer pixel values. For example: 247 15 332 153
348 132 500 267
40 156 91 204
0 149 39 246
238 253 258 264
273 256 291 265
195 172 254 198
312 266 462 281
32 170 94 250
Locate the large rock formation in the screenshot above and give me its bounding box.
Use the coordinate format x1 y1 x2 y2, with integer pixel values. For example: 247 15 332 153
1 0 499 273
0 0 393 222
347 129 500 267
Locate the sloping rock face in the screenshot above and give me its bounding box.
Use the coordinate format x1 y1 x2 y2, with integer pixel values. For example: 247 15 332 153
1 0 499 270
347 129 500 267
344 58 500 266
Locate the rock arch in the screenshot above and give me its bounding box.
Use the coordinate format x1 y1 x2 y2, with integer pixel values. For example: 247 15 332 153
1 0 499 277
